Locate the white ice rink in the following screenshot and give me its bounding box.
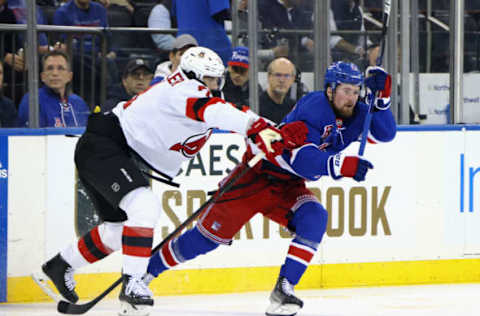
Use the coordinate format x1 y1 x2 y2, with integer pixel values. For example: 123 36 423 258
1 283 480 316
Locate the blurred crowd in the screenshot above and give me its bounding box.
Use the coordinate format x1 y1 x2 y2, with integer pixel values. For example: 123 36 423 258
0 0 479 127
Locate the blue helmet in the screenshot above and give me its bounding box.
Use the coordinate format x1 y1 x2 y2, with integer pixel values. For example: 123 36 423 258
324 61 363 90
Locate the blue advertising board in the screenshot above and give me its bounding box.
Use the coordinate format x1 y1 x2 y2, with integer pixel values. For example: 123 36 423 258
0 136 8 302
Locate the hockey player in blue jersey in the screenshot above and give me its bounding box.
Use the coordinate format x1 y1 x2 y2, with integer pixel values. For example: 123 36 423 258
144 61 396 316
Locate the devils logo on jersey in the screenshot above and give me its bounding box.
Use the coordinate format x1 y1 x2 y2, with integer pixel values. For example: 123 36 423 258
169 129 213 158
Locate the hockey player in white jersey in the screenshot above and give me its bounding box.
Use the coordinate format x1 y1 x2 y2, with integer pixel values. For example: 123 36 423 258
35 46 306 315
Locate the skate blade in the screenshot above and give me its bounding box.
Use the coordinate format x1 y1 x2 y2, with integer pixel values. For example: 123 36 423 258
265 302 301 316
118 301 151 316
31 271 61 303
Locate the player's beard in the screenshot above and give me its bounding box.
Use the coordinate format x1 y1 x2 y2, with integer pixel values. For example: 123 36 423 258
335 104 355 119
330 98 355 119
327 90 356 119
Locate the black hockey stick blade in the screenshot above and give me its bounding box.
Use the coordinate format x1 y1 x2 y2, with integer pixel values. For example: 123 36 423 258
57 278 122 314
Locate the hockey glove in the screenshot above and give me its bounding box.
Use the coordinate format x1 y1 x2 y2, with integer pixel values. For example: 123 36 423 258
247 118 284 159
279 121 309 150
364 66 392 110
328 153 374 182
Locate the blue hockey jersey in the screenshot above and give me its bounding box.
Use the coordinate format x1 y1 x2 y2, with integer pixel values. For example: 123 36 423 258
254 91 396 181
17 86 90 128
53 0 108 53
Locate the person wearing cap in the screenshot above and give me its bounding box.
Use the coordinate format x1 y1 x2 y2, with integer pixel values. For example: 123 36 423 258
103 58 153 112
222 46 261 108
150 34 198 85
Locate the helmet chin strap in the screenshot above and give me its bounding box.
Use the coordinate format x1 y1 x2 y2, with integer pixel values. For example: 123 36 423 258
183 68 207 86
182 67 225 91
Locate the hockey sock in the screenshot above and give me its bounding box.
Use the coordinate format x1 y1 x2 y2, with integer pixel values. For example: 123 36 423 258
61 224 116 269
280 201 327 285
147 226 219 277
280 237 318 285
122 226 154 278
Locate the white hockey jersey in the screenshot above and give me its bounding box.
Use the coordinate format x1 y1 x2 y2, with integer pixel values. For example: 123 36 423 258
112 69 254 179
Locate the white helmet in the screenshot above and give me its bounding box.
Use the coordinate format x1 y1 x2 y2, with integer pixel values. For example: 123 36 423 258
180 46 225 87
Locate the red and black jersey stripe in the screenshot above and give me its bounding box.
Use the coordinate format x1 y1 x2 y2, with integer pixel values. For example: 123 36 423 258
78 226 113 263
186 97 225 122
122 226 153 257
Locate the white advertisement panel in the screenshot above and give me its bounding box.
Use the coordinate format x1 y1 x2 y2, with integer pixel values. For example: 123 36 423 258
463 131 480 254
418 73 480 124
7 130 480 277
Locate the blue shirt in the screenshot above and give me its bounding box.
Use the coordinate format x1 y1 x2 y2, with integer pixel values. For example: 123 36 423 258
17 86 90 127
172 0 232 65
263 91 396 181
8 0 48 46
53 0 108 52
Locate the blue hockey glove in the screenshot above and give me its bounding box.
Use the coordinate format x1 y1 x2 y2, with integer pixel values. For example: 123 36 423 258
328 153 374 182
364 66 392 111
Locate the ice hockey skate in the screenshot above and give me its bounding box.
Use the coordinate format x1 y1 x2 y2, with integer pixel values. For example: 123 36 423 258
118 274 154 316
31 271 62 302
265 276 304 316
33 253 79 303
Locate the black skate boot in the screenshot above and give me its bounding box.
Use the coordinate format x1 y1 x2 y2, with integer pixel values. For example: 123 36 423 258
265 276 304 316
118 274 154 316
41 253 79 303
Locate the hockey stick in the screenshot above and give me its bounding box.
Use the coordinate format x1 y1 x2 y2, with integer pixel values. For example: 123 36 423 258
358 0 391 156
56 152 265 315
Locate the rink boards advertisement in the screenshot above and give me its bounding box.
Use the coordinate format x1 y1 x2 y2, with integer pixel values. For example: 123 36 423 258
2 127 480 302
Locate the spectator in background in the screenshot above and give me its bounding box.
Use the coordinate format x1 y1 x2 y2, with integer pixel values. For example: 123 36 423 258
172 0 232 66
258 0 313 71
236 0 289 67
222 46 261 108
96 0 134 14
0 0 21 105
53 0 119 106
0 0 17 55
258 0 378 71
151 33 197 84
4 0 59 105
148 0 176 51
103 58 153 111
8 0 49 54
330 0 379 69
17 51 89 127
259 57 296 124
0 61 17 127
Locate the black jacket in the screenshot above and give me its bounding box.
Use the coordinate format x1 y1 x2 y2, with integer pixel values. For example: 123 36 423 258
0 4 18 54
103 84 133 112
0 95 17 127
258 0 312 50
258 90 295 125
222 72 264 108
